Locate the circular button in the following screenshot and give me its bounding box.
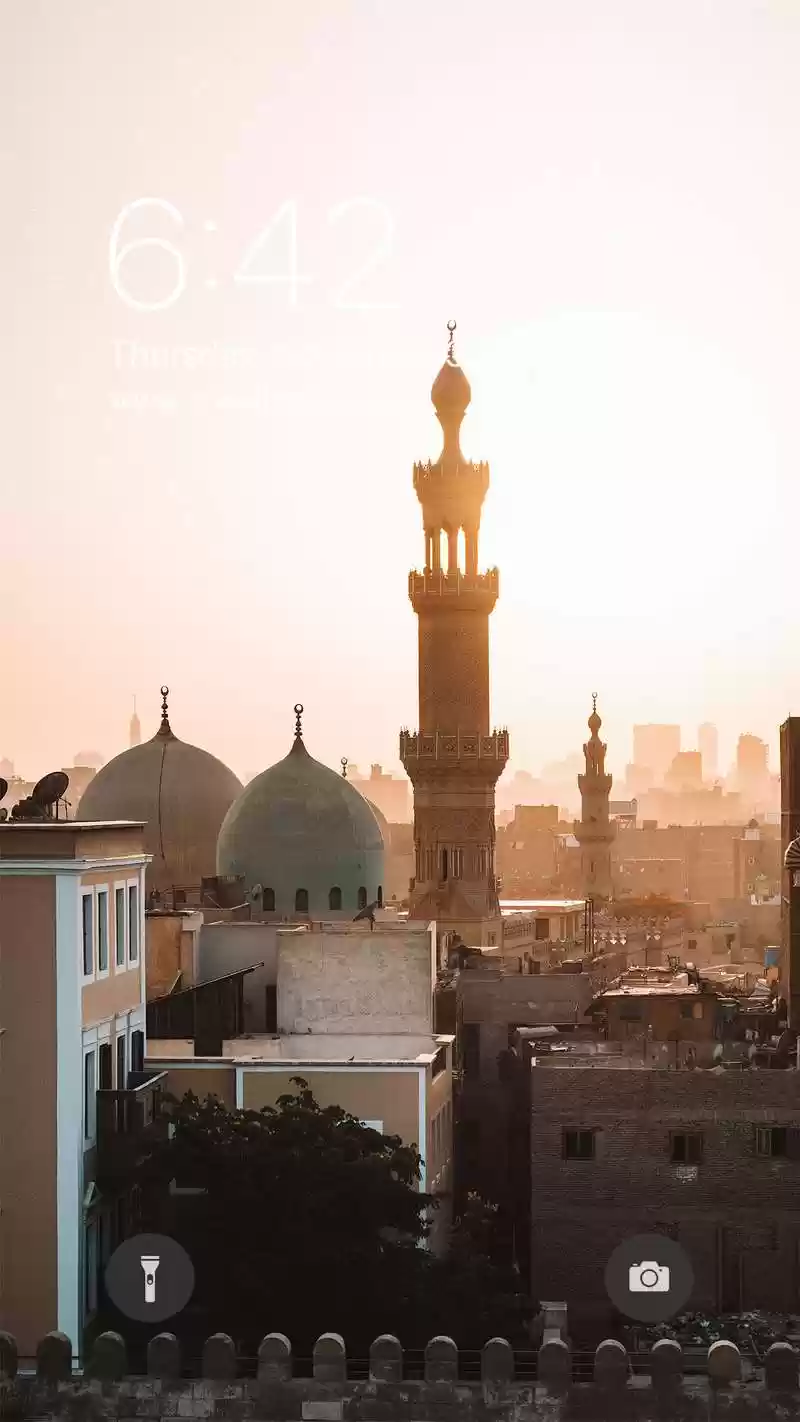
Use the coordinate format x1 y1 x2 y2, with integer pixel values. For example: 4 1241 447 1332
104 1233 195 1323
604 1233 694 1323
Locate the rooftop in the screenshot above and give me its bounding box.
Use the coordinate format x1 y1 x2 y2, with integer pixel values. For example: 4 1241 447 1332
149 1032 454 1066
500 898 586 914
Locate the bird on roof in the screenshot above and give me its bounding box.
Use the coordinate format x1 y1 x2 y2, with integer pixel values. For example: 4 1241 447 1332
353 900 380 930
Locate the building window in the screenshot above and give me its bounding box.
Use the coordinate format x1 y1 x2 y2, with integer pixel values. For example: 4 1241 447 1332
432 1044 447 1078
128 884 139 963
535 919 549 942
84 1050 97 1143
130 1030 144 1075
85 1220 98 1315
440 849 449 881
671 1132 703 1164
377 885 383 907
295 888 309 913
97 890 109 973
328 886 342 910
82 893 94 977
98 1042 112 1090
115 887 126 966
263 887 275 911
357 886 368 910
563 1129 596 1160
620 1002 643 1021
116 1033 127 1089
756 1126 787 1158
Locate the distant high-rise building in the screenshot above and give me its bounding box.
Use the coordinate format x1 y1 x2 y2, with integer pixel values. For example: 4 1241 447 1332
347 763 410 823
698 723 718 781
632 725 681 786
737 733 769 782
664 750 703 791
130 695 142 748
625 762 653 796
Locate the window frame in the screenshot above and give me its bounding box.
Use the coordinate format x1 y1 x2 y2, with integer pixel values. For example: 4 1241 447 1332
563 1128 596 1160
83 1047 97 1144
127 878 140 965
96 888 110 977
670 1130 703 1164
756 1125 787 1158
116 1032 127 1090
81 890 95 981
114 883 127 968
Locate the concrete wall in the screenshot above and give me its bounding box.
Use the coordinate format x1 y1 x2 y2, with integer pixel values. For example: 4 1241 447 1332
530 1065 800 1331
145 912 202 999
276 925 434 1036
0 876 58 1356
241 1067 421 1154
197 921 279 1033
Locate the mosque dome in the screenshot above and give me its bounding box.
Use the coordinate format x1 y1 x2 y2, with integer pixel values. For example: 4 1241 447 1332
76 688 242 893
216 707 385 918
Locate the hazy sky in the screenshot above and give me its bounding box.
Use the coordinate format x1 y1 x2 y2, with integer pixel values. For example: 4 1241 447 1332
3 0 799 785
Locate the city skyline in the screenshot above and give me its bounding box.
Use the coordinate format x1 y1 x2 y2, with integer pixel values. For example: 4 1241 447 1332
4 0 800 781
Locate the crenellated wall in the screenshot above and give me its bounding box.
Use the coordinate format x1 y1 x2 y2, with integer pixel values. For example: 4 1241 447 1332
1 1329 799 1420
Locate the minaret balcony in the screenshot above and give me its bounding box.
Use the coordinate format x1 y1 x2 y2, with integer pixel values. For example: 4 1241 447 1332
400 728 510 769
408 568 499 611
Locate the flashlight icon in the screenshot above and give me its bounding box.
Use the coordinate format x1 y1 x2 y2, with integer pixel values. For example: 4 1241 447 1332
140 1255 160 1304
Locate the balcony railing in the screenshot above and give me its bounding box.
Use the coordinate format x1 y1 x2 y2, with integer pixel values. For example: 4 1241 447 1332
96 1071 169 1185
400 729 510 763
408 569 499 599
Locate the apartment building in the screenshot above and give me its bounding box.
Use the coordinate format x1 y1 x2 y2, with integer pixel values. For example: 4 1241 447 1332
0 819 150 1357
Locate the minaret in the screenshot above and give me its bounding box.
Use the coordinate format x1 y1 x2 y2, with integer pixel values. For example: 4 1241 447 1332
129 695 141 748
574 694 615 901
400 323 509 946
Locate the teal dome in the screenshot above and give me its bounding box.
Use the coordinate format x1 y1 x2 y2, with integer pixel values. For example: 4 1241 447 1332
216 730 385 917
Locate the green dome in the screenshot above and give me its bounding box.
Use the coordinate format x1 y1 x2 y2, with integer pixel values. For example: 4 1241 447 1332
216 732 385 917
77 703 242 892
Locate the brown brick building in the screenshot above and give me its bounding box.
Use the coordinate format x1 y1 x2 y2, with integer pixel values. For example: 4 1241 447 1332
530 1062 800 1336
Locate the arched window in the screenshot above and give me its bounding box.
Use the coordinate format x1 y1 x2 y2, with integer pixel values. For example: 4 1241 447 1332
357 886 368 911
295 888 309 913
377 886 383 908
263 887 275 912
329 887 342 910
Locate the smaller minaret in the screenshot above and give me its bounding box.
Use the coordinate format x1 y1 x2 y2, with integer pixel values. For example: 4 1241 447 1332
129 695 142 748
574 694 615 901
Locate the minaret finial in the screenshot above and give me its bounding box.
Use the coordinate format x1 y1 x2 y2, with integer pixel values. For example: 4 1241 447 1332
341 757 348 779
294 703 304 740
447 319 456 361
157 685 172 738
592 692 597 713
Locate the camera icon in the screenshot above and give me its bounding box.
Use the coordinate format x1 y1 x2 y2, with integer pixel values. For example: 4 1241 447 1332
629 1261 670 1293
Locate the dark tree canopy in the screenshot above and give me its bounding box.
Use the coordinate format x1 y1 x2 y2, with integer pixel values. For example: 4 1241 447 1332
121 1080 530 1353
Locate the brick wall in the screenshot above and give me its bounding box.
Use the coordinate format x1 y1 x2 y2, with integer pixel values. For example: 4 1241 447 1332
530 1066 800 1328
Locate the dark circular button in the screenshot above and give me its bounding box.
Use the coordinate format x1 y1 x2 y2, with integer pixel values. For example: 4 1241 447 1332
104 1233 195 1323
604 1233 694 1323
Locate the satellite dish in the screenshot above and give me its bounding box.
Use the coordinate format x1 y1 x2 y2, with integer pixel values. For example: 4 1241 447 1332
31 771 70 811
250 884 264 901
0 777 7 802
0 808 7 822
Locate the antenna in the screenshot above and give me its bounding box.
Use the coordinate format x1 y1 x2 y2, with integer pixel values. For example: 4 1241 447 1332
12 770 71 821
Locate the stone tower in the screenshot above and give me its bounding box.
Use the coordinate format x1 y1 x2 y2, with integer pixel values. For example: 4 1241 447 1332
400 324 508 946
574 695 615 901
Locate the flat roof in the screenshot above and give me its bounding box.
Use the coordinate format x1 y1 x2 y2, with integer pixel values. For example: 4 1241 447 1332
150 1032 454 1066
500 898 586 913
0 819 145 830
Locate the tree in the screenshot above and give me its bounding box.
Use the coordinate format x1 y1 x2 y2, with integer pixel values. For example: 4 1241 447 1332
125 1080 531 1354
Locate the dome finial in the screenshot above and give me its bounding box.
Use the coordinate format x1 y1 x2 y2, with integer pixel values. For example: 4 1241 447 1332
447 318 456 362
592 691 597 713
294 703 304 740
588 693 601 735
341 757 348 779
157 685 173 738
